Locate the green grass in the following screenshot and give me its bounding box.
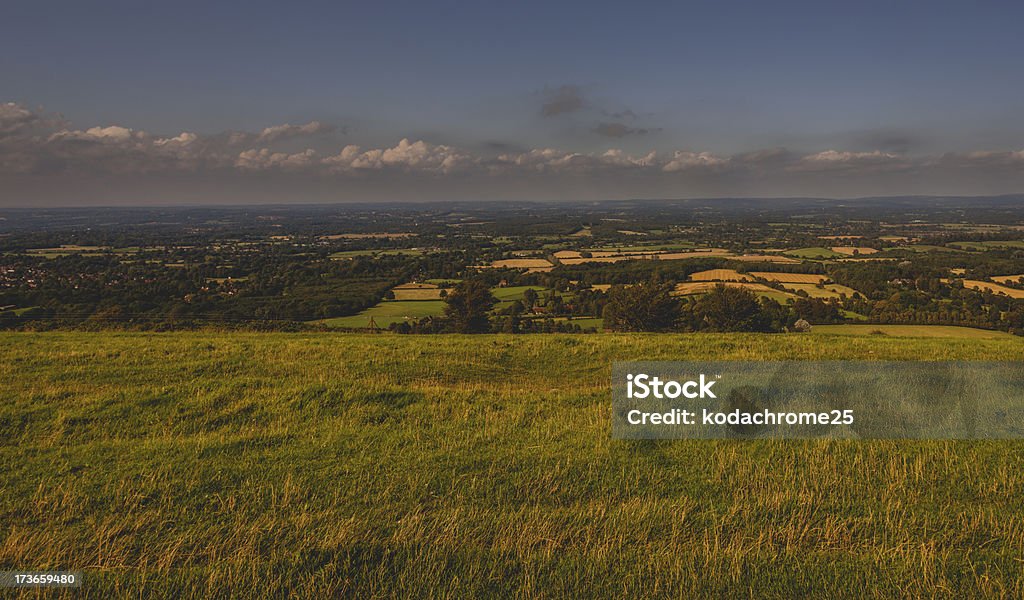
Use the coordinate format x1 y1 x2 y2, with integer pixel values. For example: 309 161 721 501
423 278 462 285
902 244 965 253
316 300 446 328
786 283 861 299
553 316 604 329
317 286 553 329
947 240 1024 251
783 246 844 259
811 324 1013 338
0 306 39 316
491 285 549 301
3 332 1024 597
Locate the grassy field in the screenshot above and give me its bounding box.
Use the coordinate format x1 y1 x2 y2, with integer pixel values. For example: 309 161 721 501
783 246 844 259
3 332 1024 597
948 240 1024 251
674 281 796 303
316 300 446 328
959 279 1024 299
783 283 861 298
317 286 553 329
811 324 1014 338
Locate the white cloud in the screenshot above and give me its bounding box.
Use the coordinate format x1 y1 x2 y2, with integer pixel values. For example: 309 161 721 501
257 120 333 143
790 150 909 172
662 151 729 172
235 148 318 171
4 100 1024 198
154 132 199 147
0 102 39 136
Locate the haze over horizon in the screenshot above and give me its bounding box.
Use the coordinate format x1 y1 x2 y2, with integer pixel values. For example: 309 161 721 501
3 0 1024 206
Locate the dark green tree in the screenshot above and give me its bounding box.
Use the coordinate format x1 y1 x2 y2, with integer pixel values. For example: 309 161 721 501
686 285 775 332
602 279 680 332
443 279 498 333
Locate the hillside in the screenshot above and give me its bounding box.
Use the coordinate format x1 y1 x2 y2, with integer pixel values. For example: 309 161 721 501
3 332 1024 597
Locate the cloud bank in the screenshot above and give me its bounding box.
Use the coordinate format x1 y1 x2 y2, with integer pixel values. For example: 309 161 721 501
3 101 1024 205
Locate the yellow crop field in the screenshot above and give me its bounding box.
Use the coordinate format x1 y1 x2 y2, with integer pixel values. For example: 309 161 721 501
489 258 554 269
960 280 1024 299
991 274 1024 285
689 269 752 281
781 283 860 298
674 281 788 295
749 272 827 284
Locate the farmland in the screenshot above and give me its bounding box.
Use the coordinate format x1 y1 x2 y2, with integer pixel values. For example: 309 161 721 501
390 283 444 300
689 268 751 281
318 285 554 329
317 299 446 328
3 331 1024 597
5 198 1024 334
749 272 827 284
959 280 1024 299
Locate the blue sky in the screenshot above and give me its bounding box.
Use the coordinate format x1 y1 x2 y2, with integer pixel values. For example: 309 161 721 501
2 0 1024 204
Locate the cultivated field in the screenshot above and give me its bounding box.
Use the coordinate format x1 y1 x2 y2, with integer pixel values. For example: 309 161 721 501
783 247 845 259
830 246 879 256
487 258 554 271
317 300 446 328
673 281 795 302
781 283 860 298
749 272 828 284
391 283 443 300
959 280 1024 299
2 332 1024 597
689 269 751 281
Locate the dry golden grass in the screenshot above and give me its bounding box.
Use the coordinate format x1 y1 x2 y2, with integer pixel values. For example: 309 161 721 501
392 288 443 300
553 250 582 259
991 274 1024 285
960 280 1024 299
489 258 554 269
750 272 827 284
674 281 788 295
782 283 861 298
3 333 1024 596
689 269 752 282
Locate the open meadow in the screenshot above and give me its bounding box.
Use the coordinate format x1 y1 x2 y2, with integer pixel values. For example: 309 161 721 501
3 332 1024 597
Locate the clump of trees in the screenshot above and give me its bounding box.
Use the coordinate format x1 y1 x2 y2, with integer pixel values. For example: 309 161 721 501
682 285 777 332
442 278 498 333
601 280 796 333
602 279 681 332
